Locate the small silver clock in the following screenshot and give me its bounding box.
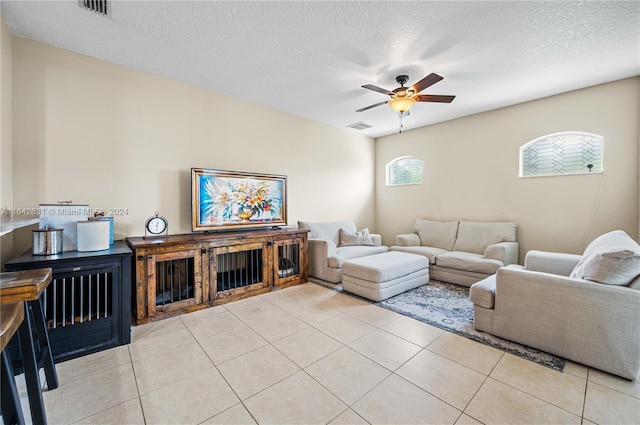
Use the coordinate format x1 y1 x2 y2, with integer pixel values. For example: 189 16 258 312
144 211 168 237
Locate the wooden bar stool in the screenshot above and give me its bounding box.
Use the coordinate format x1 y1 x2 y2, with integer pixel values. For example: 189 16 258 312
1 302 26 425
0 268 58 425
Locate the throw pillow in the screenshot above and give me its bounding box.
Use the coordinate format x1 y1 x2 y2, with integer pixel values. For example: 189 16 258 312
339 228 374 247
570 230 640 286
413 219 459 251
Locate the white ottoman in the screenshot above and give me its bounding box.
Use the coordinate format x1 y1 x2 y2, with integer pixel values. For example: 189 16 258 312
342 251 430 301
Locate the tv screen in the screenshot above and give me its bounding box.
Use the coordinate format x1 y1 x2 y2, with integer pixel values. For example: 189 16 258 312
191 168 287 232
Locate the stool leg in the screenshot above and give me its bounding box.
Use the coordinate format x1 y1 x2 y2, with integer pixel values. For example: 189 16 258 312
29 299 58 390
17 309 47 425
1 350 25 425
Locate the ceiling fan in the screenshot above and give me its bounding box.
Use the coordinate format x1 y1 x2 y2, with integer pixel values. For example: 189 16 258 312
356 73 455 115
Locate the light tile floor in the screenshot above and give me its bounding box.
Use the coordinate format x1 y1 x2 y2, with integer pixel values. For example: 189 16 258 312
11 282 640 424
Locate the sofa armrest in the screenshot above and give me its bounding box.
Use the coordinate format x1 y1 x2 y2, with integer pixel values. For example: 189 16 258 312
484 241 519 265
307 239 337 281
396 233 420 246
370 233 383 247
524 250 582 276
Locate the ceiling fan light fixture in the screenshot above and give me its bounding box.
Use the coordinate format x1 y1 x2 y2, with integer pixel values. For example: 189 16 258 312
356 72 453 115
388 96 415 113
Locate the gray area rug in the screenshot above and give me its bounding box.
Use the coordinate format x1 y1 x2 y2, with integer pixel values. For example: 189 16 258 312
311 278 566 371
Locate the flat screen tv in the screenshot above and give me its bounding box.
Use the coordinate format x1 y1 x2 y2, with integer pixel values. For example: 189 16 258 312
191 168 287 232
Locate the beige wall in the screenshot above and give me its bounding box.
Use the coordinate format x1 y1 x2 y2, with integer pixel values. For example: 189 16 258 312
7 35 640 267
0 12 11 211
376 77 640 259
11 38 376 245
1 12 14 268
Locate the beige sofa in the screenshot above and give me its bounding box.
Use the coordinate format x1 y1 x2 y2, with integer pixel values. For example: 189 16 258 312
391 219 518 286
470 230 640 380
298 221 388 283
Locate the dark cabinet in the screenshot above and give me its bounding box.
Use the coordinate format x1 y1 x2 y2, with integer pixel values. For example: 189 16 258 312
5 241 132 362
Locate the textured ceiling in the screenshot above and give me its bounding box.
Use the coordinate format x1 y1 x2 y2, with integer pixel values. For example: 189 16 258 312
2 1 639 138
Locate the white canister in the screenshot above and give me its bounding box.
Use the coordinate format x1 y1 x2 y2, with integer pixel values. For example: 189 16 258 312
76 220 110 251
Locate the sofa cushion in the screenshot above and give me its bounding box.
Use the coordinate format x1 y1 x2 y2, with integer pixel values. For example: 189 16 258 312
436 251 503 275
390 245 448 264
339 228 374 247
413 219 459 251
570 230 640 286
327 245 389 269
298 221 357 246
452 221 517 255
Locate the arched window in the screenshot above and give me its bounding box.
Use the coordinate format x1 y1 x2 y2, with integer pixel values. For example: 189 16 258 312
386 156 424 186
520 132 603 177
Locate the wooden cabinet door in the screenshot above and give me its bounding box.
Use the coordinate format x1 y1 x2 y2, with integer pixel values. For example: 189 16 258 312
272 236 307 287
146 250 202 317
209 241 269 302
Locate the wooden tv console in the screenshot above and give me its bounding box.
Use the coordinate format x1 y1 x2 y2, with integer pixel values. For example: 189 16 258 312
127 228 308 324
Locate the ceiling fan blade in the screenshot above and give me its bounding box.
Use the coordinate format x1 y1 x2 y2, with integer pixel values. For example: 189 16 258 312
356 100 389 112
412 73 444 93
415 94 456 103
362 84 394 96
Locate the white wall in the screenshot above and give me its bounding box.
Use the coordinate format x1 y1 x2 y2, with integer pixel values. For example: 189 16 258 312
11 38 376 244
376 77 640 259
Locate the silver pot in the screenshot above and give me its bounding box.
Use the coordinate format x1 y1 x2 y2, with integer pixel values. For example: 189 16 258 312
32 228 64 255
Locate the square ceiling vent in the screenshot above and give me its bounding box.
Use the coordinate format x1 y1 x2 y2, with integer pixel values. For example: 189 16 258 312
81 0 108 16
346 122 372 131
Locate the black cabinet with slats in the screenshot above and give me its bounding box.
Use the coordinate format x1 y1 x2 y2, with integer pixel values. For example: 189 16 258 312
6 241 132 362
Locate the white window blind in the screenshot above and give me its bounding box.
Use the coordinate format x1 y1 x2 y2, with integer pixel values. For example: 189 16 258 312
386 156 424 186
520 132 603 177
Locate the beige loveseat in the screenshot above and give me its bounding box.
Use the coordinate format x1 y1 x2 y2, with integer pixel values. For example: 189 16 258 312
469 230 640 380
391 219 518 286
298 221 388 283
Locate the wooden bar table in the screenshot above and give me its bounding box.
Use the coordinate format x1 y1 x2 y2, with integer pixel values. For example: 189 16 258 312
0 268 58 425
1 302 26 425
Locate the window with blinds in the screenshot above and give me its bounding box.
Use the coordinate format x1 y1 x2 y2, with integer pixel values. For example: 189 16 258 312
386 156 424 186
520 132 603 177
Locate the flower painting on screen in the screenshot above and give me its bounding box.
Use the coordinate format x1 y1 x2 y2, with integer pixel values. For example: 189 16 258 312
192 169 287 231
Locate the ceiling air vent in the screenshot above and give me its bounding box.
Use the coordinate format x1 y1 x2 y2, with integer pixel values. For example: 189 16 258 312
81 0 108 16
346 122 372 131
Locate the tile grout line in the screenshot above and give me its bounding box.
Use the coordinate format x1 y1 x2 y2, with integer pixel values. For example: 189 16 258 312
126 345 148 425
457 354 502 422
581 369 590 423
390 371 466 417
181 314 260 424
485 375 585 420
586 372 640 400
44 349 142 425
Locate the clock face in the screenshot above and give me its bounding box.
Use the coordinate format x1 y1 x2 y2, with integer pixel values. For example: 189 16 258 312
146 216 167 234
